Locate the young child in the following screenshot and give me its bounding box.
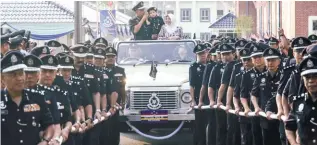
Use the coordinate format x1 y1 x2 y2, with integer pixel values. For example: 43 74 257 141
146 7 165 40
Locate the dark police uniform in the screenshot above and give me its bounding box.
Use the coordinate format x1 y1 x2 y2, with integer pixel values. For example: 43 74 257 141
104 46 126 145
189 44 207 145
251 48 282 145
70 45 101 145
277 37 311 145
204 48 217 145
233 48 252 145
285 56 317 145
240 44 266 145
1 51 54 145
129 1 152 40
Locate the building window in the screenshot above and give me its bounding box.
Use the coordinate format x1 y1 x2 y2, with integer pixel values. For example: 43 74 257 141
200 33 210 41
183 33 191 39
200 8 210 22
217 10 224 19
180 9 191 22
167 10 174 14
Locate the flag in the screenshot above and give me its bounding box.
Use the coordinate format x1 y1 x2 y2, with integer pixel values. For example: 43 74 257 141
100 10 116 37
149 61 157 80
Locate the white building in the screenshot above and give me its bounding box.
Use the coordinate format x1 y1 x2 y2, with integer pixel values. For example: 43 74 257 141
117 1 234 40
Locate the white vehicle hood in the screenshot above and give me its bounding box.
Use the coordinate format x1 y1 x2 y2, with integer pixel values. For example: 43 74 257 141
121 64 189 87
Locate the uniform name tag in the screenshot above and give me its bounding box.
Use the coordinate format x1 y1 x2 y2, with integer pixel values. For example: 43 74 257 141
24 104 41 112
84 74 94 79
114 73 123 77
103 74 108 79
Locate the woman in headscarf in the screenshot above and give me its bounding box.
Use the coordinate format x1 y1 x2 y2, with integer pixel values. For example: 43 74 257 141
158 14 183 40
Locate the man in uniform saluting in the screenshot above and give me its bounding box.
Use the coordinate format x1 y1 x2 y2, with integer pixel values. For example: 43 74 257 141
285 56 317 145
129 1 152 40
1 51 55 145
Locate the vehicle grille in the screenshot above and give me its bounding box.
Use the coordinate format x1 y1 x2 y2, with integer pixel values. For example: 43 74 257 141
130 91 179 110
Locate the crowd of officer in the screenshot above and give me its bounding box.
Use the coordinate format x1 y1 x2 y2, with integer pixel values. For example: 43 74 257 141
191 29 317 145
1 29 126 145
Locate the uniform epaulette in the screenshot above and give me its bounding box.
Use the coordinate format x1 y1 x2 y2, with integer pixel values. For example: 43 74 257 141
26 88 44 95
283 63 296 70
292 93 307 101
234 62 242 66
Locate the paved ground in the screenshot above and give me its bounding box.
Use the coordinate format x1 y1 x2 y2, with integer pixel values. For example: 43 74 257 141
120 128 193 145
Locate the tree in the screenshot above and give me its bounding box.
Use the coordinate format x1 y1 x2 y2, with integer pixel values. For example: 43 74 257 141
235 15 253 38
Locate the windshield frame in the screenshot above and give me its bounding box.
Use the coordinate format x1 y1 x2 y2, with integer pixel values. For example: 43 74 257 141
115 40 197 65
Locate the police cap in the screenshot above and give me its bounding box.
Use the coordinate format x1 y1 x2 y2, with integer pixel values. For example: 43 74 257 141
9 35 23 49
308 34 317 43
249 44 264 57
299 56 317 76
40 55 59 70
132 1 145 11
10 30 25 38
1 33 11 45
71 45 88 58
47 40 62 47
244 42 256 49
193 44 206 54
302 44 317 58
55 52 68 59
24 54 42 72
209 47 217 56
239 48 251 59
23 31 31 41
234 40 248 50
147 7 157 13
291 37 312 50
1 50 26 73
105 47 117 56
93 37 108 47
204 42 212 49
94 47 106 59
263 47 281 60
268 37 279 45
225 38 236 45
61 43 70 53
30 46 50 57
87 46 95 57
219 44 234 54
58 55 74 69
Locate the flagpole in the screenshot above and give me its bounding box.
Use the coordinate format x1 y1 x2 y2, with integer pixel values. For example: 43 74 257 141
96 1 100 38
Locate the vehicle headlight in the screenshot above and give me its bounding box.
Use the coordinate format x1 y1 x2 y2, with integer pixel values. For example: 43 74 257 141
181 92 192 104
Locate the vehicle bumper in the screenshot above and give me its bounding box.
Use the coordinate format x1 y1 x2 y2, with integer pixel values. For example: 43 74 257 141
120 113 195 121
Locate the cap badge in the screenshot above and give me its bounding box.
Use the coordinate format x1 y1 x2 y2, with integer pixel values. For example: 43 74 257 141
65 57 70 63
269 49 273 55
243 50 246 55
299 38 304 45
240 41 244 46
27 58 34 65
229 40 232 43
11 55 17 63
51 42 55 47
48 57 53 64
100 39 103 43
89 47 92 52
42 47 47 54
223 45 227 50
79 47 83 53
313 36 315 39
98 49 102 54
307 59 314 68
109 48 113 52
254 47 257 52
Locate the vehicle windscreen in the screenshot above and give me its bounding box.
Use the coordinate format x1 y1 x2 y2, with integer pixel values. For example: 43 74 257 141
116 40 196 65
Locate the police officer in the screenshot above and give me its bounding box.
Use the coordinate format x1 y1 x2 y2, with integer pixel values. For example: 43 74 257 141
38 54 73 144
1 33 11 55
233 48 254 145
276 37 311 145
85 46 95 64
93 37 108 48
190 44 207 145
24 54 43 88
285 56 317 145
240 44 266 145
308 34 317 44
129 1 152 40
268 37 279 49
70 45 99 145
1 51 55 145
251 47 282 145
30 46 51 58
104 46 126 145
8 35 24 51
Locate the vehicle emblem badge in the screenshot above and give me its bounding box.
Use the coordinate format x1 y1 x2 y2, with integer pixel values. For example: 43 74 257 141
147 93 162 110
307 59 314 68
